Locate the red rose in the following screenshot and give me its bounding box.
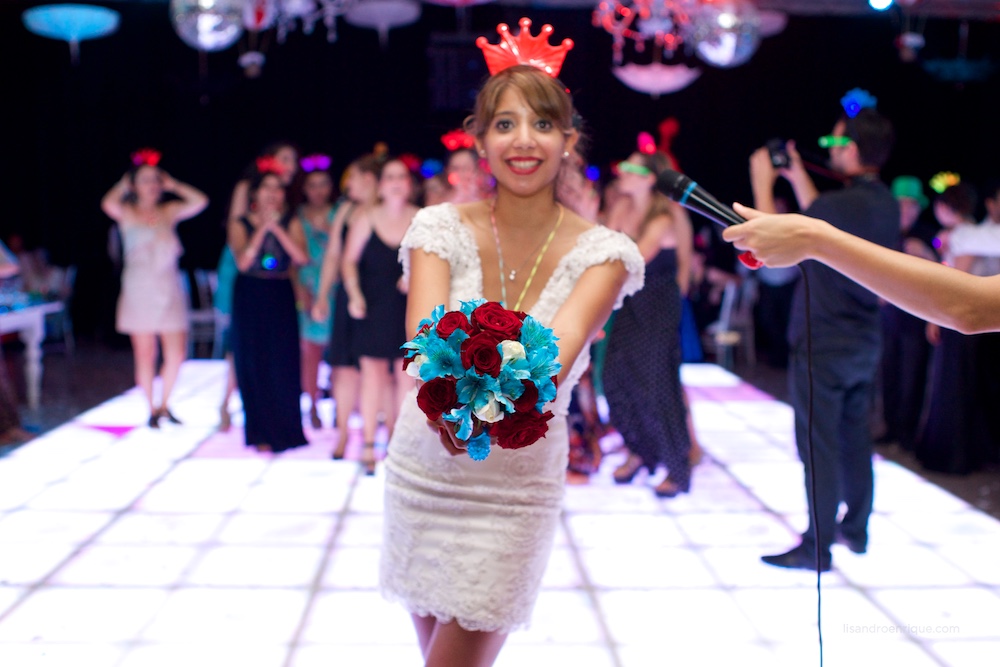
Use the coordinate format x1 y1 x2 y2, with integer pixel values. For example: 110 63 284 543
461 332 503 377
416 377 459 421
513 380 539 413
471 302 523 340
436 311 475 339
491 409 554 450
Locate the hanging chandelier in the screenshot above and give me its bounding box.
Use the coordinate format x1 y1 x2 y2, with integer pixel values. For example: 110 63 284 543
593 0 762 69
242 0 357 44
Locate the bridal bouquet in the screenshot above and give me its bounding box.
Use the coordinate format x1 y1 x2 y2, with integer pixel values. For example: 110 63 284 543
402 299 560 461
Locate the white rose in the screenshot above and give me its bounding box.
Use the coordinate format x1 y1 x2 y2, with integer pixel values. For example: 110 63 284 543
405 354 426 378
473 397 506 424
500 340 526 366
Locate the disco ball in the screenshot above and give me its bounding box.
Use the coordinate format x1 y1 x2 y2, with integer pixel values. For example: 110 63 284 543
693 0 761 68
170 0 244 52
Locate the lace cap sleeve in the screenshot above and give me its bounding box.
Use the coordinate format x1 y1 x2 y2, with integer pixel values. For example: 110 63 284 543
577 226 645 310
398 204 463 281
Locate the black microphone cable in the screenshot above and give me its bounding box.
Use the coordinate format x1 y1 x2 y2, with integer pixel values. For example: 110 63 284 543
657 169 825 667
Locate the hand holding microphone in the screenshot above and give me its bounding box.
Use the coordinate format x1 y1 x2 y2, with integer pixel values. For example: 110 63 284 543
655 169 763 269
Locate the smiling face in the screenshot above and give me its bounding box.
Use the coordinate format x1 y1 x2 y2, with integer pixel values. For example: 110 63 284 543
477 87 575 197
252 173 286 213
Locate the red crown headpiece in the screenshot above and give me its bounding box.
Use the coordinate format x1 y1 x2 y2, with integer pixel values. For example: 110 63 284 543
256 155 286 176
475 18 574 78
131 148 161 167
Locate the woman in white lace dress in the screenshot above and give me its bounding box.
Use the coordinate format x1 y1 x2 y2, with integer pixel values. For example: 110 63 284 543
379 62 644 666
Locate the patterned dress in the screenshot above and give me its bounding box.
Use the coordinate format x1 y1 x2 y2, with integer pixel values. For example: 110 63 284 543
602 248 692 489
379 204 643 632
296 206 334 345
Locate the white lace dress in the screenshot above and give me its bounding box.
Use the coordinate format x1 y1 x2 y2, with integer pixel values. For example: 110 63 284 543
379 203 644 633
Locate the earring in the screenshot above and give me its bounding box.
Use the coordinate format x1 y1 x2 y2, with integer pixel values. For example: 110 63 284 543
479 150 486 157
563 151 570 158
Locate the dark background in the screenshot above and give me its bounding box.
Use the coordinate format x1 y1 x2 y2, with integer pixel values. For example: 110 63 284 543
3 2 998 339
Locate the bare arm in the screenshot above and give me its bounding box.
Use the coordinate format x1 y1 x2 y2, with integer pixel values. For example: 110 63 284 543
780 141 819 211
161 173 209 223
311 204 351 321
101 174 130 221
228 217 272 273
276 217 309 266
723 204 1000 334
227 180 250 228
670 202 693 296
341 213 372 319
548 261 629 385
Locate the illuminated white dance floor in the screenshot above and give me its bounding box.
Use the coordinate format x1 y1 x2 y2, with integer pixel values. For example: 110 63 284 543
0 360 997 666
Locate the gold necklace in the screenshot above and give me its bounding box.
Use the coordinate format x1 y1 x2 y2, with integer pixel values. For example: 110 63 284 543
489 200 564 311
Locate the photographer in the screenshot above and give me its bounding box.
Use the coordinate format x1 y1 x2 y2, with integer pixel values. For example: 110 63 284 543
748 102 898 571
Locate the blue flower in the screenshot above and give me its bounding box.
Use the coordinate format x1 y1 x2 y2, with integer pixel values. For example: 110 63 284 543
457 368 503 414
467 430 492 461
418 335 465 381
416 304 446 333
459 298 486 318
443 405 474 440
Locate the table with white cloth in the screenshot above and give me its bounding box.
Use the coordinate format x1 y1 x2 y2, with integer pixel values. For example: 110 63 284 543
0 299 63 410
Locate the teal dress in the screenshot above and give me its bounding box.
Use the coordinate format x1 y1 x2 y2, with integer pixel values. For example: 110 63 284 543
296 205 335 345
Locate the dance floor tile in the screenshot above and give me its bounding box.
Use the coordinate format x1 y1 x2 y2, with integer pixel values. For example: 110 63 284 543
884 509 1000 546
0 587 24 616
216 513 336 546
771 638 942 667
618 640 776 667
335 514 385 547
674 511 794 546
540 547 584 588
118 643 289 667
580 547 718 589
599 590 760 644
0 588 167 642
835 545 976 587
183 546 325 587
321 546 380 589
928 639 1000 667
496 643 616 666
0 360 996 666
298 590 414 644
510 590 605 644
564 513 686 548
869 588 1000 639
96 513 227 545
51 544 200 586
290 644 422 666
699 546 848 588
0 510 114 544
141 589 309 643
0 643 128 666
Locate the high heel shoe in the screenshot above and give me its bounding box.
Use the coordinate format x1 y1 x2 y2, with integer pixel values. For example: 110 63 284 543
309 405 323 430
158 408 182 425
148 413 160 429
612 453 646 485
360 443 376 476
331 434 347 460
653 476 690 498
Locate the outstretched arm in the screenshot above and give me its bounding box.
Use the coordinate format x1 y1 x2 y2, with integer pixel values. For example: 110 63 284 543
722 203 1000 334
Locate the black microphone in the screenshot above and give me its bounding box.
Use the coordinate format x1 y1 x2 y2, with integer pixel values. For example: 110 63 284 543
655 168 745 228
655 168 762 268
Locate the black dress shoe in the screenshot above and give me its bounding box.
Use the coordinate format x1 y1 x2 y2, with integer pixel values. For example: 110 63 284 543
835 530 867 555
761 545 831 572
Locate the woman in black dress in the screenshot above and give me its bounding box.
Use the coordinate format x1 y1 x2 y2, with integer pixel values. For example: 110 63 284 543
602 149 695 497
227 167 309 453
312 153 383 459
341 158 417 474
